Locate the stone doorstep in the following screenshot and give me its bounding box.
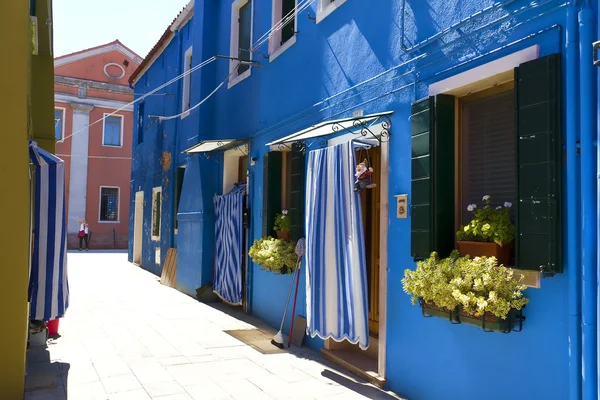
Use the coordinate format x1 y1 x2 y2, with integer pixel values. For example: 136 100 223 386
320 348 386 389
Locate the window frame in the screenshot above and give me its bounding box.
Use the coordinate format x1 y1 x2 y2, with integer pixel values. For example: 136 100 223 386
98 186 120 223
228 0 254 89
181 46 193 119
269 0 298 62
102 113 124 148
152 187 162 241
316 0 348 24
54 107 66 142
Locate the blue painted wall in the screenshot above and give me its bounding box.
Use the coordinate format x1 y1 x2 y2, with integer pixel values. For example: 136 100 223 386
130 0 581 398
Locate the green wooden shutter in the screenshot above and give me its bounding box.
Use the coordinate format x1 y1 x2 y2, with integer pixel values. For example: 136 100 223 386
410 95 455 260
515 53 562 273
262 151 283 237
289 144 305 241
434 95 456 257
411 98 434 260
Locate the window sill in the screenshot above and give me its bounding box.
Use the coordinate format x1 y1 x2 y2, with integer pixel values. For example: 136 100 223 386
151 236 160 242
228 68 252 89
316 0 348 24
270 35 297 63
102 144 123 148
98 220 120 224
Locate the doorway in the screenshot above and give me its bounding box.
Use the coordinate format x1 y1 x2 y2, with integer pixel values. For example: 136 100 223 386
358 146 381 337
133 191 144 265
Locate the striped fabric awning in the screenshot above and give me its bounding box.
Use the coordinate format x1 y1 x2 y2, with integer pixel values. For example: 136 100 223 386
29 142 69 322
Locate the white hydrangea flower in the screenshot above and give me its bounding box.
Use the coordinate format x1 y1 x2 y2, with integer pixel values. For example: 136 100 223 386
482 195 490 201
496 206 502 210
282 210 288 215
467 204 476 212
504 202 512 208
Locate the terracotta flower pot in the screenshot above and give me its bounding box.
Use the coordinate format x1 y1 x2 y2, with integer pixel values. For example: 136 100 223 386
457 241 512 266
276 230 291 241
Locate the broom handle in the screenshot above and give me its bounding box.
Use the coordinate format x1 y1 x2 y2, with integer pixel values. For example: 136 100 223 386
280 265 297 332
288 257 302 347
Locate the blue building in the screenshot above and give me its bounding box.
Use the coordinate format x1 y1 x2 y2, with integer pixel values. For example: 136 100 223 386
128 0 599 398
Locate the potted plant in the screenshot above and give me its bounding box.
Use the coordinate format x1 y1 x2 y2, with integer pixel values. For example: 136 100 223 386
402 252 528 333
274 210 291 241
456 195 515 266
248 236 298 274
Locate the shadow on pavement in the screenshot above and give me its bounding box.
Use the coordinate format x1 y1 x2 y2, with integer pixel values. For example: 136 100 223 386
322 369 405 399
25 341 70 399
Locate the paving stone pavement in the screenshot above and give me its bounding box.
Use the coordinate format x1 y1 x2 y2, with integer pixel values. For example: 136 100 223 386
24 251 404 400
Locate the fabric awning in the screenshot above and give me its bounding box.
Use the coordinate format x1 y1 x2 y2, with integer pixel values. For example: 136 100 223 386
266 111 394 147
183 139 248 154
29 141 69 322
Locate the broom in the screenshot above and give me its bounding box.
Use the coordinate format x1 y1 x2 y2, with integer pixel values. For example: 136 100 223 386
271 261 298 349
288 238 305 347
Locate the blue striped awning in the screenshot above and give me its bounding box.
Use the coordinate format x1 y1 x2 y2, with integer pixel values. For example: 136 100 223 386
29 141 69 322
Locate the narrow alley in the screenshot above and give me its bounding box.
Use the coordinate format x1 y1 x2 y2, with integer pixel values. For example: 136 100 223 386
24 252 403 400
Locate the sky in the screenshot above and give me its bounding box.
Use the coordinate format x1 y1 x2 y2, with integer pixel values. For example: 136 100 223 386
53 0 191 58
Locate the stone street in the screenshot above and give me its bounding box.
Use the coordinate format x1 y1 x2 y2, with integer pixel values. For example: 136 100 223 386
24 251 403 400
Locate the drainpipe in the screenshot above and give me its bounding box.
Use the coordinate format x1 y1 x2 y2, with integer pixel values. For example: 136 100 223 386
579 5 597 399
567 2 581 399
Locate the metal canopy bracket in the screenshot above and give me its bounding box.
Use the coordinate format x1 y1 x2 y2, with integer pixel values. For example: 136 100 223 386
267 111 393 154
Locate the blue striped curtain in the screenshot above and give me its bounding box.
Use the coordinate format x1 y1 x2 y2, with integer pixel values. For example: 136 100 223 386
29 142 69 322
305 141 370 350
213 184 246 305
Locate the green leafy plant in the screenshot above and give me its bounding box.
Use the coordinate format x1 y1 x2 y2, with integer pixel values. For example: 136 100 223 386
456 195 515 246
402 252 528 320
249 236 298 273
274 210 291 232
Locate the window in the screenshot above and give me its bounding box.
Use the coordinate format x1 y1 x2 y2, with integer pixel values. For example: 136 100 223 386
137 101 145 144
316 0 347 23
269 0 297 61
262 144 305 240
54 108 65 141
103 114 123 147
99 187 119 222
152 187 162 241
410 53 563 273
459 87 515 225
229 0 253 88
175 168 185 232
181 46 193 118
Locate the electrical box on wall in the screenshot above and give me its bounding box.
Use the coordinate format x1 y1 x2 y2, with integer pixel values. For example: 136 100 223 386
395 194 408 218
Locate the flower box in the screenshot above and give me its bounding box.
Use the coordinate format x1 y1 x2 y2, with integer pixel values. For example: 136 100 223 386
420 299 459 323
457 307 523 333
457 241 512 266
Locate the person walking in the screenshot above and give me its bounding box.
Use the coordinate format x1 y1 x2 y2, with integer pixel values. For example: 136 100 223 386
77 219 89 251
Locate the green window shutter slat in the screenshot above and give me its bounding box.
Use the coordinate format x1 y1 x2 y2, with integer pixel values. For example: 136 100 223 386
410 95 455 260
433 94 456 258
262 151 283 237
411 98 434 260
515 53 562 273
289 144 305 241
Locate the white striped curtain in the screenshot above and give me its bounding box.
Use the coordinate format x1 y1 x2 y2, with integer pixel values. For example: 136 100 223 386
305 141 370 350
29 142 69 322
213 183 246 305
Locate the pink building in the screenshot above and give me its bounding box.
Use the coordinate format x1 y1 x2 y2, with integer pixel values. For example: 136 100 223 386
54 41 142 249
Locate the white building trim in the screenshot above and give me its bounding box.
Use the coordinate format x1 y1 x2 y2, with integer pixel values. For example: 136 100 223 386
54 106 66 142
55 93 134 112
102 113 125 148
181 46 194 119
228 0 254 89
316 0 348 24
98 186 121 223
55 42 142 67
171 0 195 32
428 45 540 96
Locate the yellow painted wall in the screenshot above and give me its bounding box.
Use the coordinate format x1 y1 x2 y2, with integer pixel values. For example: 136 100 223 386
0 2 32 398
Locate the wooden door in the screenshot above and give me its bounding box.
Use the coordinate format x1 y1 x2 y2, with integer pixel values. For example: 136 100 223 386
238 155 249 311
357 147 381 336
